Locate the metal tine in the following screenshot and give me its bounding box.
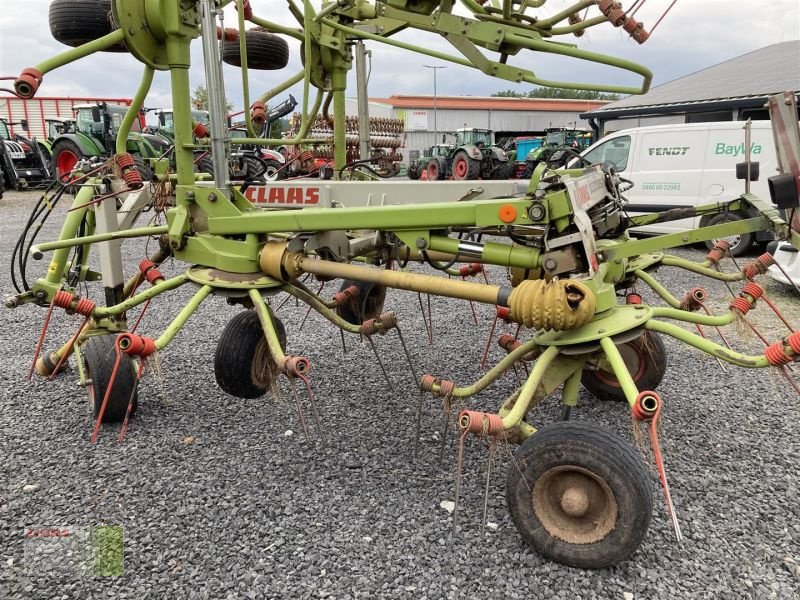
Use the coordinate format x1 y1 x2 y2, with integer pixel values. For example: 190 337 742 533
414 388 425 464
119 359 146 443
393 323 419 387
427 293 434 341
481 440 496 538
480 314 499 370
451 429 469 537
366 335 393 390
288 376 310 442
299 281 326 331
298 373 326 448
417 292 433 344
339 329 347 354
438 398 452 466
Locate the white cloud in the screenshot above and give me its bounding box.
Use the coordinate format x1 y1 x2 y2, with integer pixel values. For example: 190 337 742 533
1 0 798 110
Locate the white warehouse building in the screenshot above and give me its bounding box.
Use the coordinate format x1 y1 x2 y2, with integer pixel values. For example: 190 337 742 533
347 94 609 164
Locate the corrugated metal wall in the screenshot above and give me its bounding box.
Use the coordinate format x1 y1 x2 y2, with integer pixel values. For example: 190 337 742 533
0 97 132 140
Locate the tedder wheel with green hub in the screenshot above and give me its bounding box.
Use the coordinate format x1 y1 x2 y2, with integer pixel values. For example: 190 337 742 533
451 151 480 181
215 308 287 399
582 331 667 402
82 334 138 422
506 421 653 569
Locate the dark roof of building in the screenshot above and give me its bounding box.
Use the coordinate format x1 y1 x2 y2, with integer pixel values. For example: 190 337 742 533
582 40 800 119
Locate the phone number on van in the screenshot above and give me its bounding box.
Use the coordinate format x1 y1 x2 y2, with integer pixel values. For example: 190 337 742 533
641 182 681 191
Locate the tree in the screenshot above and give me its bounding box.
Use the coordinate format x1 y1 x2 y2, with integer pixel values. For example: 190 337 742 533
492 87 621 101
191 85 234 112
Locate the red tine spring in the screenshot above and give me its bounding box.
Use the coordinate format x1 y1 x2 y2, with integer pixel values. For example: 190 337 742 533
458 410 504 436
117 333 157 357
14 67 43 98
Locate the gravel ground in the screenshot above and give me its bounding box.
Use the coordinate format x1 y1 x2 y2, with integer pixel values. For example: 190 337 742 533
0 189 798 599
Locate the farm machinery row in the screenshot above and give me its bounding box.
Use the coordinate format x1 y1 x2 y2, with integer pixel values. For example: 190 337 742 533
5 0 800 572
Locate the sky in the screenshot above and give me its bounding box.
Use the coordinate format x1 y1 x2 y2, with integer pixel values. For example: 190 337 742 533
0 0 798 115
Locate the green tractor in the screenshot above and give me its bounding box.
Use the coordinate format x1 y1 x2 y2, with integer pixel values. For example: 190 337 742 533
522 127 592 177
407 143 454 180
411 129 511 181
50 103 168 185
448 128 511 180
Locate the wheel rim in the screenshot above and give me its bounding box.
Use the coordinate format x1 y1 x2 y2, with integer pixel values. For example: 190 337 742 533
56 149 78 182
595 341 645 388
712 233 742 250
427 162 438 179
532 465 618 544
454 157 467 178
250 339 275 388
264 165 279 181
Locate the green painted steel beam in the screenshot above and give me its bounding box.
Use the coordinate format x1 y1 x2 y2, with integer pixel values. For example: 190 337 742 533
155 285 214 350
208 199 533 235
645 319 771 368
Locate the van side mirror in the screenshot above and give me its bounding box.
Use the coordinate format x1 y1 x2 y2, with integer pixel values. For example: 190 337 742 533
91 106 101 122
736 161 759 181
768 174 799 209
158 113 166 126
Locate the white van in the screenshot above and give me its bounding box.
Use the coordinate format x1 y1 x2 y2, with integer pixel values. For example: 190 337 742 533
579 121 778 255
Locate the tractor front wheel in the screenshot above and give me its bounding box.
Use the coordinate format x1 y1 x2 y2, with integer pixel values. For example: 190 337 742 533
426 158 445 181
82 334 138 423
215 309 287 399
582 331 667 402
51 139 84 187
451 151 480 180
506 421 652 569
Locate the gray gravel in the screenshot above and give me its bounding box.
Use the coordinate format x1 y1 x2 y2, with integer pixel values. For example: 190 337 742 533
1 189 799 599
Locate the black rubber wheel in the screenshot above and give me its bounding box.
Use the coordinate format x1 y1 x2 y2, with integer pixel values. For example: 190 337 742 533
215 309 287 399
492 161 513 180
451 151 480 181
49 0 126 52
582 331 667 402
407 163 421 180
426 157 446 181
82 334 138 423
522 160 535 180
704 212 755 257
222 30 289 70
194 153 215 178
335 279 387 325
506 421 653 569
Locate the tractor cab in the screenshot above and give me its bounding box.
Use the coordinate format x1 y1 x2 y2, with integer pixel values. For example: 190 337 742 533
455 128 493 150
153 108 210 141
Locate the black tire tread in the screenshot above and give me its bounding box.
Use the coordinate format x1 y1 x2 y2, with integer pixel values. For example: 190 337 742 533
49 0 126 52
334 279 387 325
506 421 653 569
215 309 286 399
582 331 667 402
82 334 138 423
222 30 289 70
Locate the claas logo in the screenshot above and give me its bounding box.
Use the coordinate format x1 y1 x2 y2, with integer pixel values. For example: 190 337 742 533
244 186 320 205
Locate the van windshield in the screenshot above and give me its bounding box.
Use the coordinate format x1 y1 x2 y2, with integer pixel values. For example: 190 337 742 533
584 135 631 171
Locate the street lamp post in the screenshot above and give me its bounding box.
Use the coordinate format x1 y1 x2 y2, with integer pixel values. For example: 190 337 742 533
422 65 446 144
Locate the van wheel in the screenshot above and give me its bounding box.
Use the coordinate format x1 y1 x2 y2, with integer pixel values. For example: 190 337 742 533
704 212 754 257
